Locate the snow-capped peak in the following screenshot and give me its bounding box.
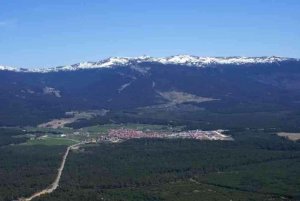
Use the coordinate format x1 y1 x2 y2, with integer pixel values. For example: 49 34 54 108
156 55 291 66
0 65 18 71
0 55 298 73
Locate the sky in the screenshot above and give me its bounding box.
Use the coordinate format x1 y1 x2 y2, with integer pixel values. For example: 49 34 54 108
0 0 299 68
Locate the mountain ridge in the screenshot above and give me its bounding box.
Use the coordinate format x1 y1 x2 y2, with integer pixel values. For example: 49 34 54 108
1 55 300 127
1 55 298 73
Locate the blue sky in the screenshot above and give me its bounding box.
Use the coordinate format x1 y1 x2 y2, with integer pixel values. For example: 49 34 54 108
0 0 299 68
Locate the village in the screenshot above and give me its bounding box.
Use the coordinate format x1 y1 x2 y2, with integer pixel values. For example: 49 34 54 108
94 128 233 143
23 124 234 147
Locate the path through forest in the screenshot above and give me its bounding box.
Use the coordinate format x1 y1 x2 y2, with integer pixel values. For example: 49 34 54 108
18 142 84 201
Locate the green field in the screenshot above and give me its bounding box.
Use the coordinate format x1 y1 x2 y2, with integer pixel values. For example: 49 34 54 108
24 137 78 146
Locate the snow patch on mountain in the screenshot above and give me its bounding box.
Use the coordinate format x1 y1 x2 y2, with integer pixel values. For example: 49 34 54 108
0 65 18 71
157 55 289 66
43 87 62 98
118 82 132 93
152 81 156 88
1 55 298 73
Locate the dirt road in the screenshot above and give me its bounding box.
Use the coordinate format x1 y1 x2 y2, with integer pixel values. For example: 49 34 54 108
18 142 84 201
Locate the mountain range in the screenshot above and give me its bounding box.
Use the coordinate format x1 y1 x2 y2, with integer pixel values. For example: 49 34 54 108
1 55 300 129
1 55 298 72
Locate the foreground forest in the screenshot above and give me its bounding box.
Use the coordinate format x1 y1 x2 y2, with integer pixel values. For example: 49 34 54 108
36 131 300 201
1 127 299 201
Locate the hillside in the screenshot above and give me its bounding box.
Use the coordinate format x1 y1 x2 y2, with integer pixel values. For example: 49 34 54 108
0 56 300 130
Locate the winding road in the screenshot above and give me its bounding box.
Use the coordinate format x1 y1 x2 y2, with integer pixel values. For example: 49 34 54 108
18 142 84 201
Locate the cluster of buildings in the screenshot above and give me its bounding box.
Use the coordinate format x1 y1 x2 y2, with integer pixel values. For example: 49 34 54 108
168 130 233 140
97 128 233 143
108 128 164 139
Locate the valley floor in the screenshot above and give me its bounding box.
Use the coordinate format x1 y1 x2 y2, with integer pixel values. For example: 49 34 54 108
0 125 299 201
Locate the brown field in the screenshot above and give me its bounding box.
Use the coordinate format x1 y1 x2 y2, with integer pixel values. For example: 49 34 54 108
277 132 300 141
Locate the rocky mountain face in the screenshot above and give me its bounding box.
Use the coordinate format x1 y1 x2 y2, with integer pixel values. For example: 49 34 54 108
1 55 300 126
